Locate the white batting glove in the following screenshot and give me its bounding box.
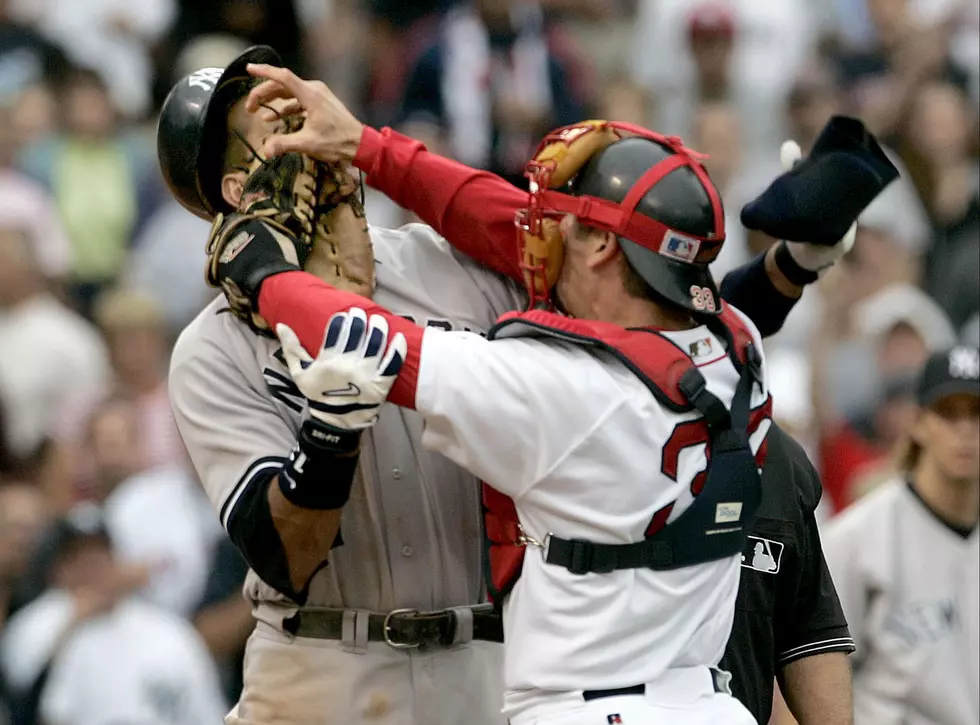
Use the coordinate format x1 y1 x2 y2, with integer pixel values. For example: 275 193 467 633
780 140 857 273
276 308 407 431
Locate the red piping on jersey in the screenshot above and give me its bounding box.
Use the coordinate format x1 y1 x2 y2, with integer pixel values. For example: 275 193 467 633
258 272 424 409
354 126 526 282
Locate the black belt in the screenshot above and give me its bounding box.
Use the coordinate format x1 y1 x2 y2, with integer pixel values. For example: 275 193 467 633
283 605 504 649
583 668 728 701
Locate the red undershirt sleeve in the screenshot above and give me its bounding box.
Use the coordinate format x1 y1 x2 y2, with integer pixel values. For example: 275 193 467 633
354 125 526 282
258 272 423 409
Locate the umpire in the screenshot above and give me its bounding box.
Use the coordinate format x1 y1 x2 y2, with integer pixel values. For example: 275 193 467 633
721 422 856 724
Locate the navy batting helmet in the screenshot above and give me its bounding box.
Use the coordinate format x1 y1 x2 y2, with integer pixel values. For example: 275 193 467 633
156 45 283 220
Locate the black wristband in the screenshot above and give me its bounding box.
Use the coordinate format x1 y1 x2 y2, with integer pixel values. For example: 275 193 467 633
773 241 820 286
278 420 361 510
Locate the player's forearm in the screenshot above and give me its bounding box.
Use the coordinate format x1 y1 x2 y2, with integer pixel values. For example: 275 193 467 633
354 126 526 280
268 481 344 595
778 652 854 725
258 271 424 408
719 244 804 338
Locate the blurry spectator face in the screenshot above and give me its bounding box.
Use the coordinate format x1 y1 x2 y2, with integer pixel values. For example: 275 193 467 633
88 401 143 496
878 322 929 379
0 481 48 583
96 292 169 388
51 535 115 592
10 85 57 147
842 225 913 299
0 227 39 307
599 82 650 128
867 0 912 47
787 72 839 152
688 7 735 92
222 0 267 36
105 325 167 386
64 72 116 141
908 82 972 164
915 393 980 482
477 0 514 30
691 101 741 187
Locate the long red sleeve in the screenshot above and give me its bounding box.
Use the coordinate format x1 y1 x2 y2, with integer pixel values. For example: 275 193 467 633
354 126 525 282
258 272 424 409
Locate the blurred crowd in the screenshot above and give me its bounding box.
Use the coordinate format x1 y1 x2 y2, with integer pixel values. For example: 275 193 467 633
0 0 977 723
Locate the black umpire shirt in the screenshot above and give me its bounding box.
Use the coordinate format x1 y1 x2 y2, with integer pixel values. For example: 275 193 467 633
720 424 856 724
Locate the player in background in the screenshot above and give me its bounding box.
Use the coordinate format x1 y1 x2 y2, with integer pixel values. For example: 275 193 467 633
823 345 979 725
162 46 876 725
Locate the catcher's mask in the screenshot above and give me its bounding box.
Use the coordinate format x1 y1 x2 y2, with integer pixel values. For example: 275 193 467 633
517 121 726 314
156 45 283 221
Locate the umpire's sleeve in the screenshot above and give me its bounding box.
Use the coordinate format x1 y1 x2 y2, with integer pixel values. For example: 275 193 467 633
774 460 856 667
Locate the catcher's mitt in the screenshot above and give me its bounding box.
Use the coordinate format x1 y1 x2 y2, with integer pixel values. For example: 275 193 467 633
519 120 622 308
206 123 374 334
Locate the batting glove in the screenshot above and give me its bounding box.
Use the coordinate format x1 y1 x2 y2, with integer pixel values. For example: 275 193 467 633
778 140 857 276
276 308 407 431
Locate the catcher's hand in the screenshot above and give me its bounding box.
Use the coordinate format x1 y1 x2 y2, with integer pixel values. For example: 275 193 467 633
276 308 407 431
205 121 374 335
779 140 856 274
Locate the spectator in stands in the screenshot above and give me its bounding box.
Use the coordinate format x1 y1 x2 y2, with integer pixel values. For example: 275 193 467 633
0 477 48 627
823 345 979 725
902 79 979 332
14 0 174 119
0 505 227 725
157 0 306 109
817 283 957 511
0 226 109 472
0 102 71 284
0 0 70 97
20 69 157 317
191 537 252 707
633 0 815 158
92 289 185 469
75 396 219 616
398 0 587 186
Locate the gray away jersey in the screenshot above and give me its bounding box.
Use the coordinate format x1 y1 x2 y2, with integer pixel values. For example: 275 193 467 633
169 224 525 627
823 478 980 725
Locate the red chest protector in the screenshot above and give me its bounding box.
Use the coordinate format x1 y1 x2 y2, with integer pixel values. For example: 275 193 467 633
481 303 771 605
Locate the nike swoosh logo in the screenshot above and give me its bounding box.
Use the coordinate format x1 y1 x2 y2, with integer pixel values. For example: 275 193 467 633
322 383 361 397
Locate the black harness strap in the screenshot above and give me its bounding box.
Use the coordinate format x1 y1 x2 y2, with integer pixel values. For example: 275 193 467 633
545 343 762 575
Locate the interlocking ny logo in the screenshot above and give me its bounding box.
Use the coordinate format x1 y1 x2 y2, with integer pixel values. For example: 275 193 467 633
949 346 979 380
187 67 223 91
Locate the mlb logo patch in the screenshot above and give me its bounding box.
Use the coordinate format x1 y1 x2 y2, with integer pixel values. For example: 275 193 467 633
741 536 784 574
660 230 701 262
607 715 623 724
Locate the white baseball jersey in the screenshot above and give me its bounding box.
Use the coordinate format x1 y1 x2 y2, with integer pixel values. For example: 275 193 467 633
823 478 980 725
169 222 524 622
410 310 770 719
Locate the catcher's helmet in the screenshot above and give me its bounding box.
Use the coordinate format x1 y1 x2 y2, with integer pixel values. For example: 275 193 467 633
156 45 283 220
571 136 724 314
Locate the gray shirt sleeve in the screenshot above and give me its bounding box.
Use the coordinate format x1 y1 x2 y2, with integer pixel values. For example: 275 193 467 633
169 324 296 531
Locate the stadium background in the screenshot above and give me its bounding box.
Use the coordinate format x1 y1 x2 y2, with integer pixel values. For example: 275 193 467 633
0 0 977 722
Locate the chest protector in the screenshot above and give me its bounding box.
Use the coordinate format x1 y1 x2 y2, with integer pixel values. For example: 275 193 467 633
482 304 769 605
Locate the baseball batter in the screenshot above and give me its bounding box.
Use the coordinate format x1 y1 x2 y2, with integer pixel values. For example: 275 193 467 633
159 48 858 725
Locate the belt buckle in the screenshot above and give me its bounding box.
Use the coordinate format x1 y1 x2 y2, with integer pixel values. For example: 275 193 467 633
382 608 421 650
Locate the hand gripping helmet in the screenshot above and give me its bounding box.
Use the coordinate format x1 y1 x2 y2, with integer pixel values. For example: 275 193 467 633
517 121 726 314
156 45 283 220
